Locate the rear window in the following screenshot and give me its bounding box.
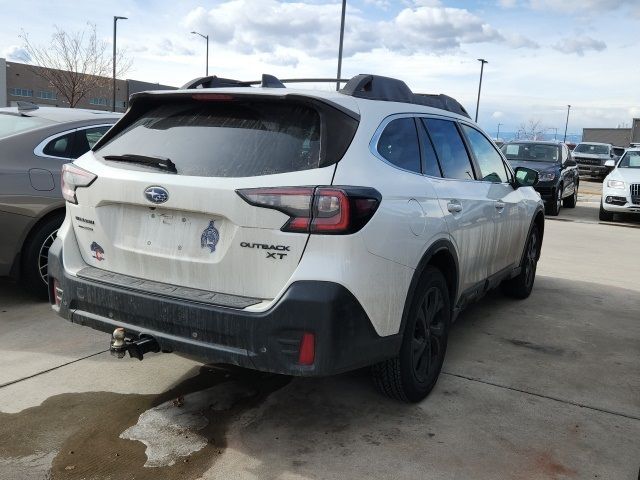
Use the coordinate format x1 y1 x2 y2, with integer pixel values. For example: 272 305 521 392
0 114 52 139
96 98 357 177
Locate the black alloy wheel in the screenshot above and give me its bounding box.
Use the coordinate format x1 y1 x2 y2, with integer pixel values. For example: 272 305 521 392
411 286 446 385
372 266 450 403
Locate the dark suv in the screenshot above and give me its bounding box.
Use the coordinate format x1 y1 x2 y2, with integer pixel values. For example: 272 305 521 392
502 141 579 215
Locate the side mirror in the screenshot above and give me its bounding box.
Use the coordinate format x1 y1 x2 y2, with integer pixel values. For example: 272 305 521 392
604 159 616 168
565 158 577 167
513 167 539 188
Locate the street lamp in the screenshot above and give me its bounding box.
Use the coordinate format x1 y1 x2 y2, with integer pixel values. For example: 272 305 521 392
497 122 503 141
563 105 571 142
113 16 127 113
191 31 209 76
475 58 488 123
336 0 347 91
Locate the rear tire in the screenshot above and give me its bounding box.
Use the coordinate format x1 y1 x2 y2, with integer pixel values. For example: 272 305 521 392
20 214 64 298
502 224 539 300
563 184 578 208
372 266 450 403
599 201 614 221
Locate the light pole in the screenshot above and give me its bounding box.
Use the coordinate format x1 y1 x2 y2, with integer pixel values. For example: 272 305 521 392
113 16 127 113
475 58 488 123
497 122 503 141
336 0 347 91
191 31 209 76
563 105 571 142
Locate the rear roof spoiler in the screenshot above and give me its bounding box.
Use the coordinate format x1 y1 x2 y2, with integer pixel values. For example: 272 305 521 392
181 73 470 119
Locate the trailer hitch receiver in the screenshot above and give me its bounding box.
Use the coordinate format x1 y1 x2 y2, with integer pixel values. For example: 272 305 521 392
110 328 161 361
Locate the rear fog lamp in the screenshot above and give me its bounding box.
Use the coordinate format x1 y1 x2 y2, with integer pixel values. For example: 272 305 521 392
298 332 315 366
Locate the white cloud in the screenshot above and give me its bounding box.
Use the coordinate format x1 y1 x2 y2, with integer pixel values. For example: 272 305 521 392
528 0 638 13
3 45 30 62
182 1 537 60
505 33 539 49
492 111 505 119
498 0 518 7
552 36 606 56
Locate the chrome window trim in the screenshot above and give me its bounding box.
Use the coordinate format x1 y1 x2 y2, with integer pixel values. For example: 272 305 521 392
33 123 114 160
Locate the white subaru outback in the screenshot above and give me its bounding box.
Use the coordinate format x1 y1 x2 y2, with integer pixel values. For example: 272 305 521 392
49 74 544 402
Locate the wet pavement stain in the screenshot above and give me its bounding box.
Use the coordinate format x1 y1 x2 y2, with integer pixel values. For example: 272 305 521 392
0 366 290 480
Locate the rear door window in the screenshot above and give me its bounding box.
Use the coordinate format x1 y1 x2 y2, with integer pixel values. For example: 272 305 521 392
96 99 356 177
43 132 75 158
376 118 421 173
461 124 509 183
421 118 475 180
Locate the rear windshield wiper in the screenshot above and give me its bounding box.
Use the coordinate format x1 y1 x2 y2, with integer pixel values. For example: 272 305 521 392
102 154 177 173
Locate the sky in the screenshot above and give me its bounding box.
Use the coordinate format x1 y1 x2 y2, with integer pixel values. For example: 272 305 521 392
1 0 639 138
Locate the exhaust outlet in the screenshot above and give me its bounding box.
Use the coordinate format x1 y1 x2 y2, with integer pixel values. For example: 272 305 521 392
110 328 161 361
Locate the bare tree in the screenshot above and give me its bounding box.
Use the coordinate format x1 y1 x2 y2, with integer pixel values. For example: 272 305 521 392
20 24 132 108
516 119 547 140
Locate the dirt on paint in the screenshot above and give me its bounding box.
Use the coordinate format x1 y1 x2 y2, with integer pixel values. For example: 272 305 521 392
0 366 290 480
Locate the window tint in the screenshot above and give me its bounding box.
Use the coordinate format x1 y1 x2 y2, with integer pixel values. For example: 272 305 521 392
70 126 111 158
97 99 359 178
416 120 442 177
422 118 474 180
43 132 74 158
462 125 508 182
377 118 421 173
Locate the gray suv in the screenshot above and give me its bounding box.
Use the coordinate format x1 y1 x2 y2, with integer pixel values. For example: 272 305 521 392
0 104 119 295
572 142 619 179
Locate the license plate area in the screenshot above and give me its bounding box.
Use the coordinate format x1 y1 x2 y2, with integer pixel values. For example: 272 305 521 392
101 205 227 260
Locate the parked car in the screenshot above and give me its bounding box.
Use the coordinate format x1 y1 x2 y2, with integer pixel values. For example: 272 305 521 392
0 103 120 295
48 74 544 402
599 147 640 221
501 141 579 216
572 142 619 180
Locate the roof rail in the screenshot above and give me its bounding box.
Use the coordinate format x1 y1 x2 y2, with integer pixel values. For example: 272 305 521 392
340 74 470 118
180 72 469 118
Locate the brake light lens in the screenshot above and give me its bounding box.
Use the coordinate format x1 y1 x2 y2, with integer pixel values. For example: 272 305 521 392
61 163 97 204
236 186 380 234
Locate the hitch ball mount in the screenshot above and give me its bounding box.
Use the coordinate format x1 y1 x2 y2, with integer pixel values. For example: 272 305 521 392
110 327 160 361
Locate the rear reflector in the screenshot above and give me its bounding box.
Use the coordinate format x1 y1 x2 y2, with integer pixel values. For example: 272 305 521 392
52 279 63 307
298 332 315 365
236 186 380 234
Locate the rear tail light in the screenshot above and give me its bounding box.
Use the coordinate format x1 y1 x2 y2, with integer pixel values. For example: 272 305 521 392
61 163 97 204
237 186 381 234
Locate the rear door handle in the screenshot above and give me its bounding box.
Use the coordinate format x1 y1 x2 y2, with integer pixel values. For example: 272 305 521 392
447 201 463 213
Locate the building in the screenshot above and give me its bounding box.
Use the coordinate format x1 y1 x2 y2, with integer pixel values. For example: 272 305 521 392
0 58 175 112
582 119 640 147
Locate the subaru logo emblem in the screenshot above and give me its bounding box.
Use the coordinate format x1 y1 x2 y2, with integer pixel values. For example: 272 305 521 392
144 186 169 204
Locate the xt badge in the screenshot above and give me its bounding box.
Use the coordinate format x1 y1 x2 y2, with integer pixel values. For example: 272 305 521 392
240 242 290 260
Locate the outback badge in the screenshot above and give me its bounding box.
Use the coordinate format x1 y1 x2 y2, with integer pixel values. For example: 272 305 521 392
201 220 220 253
144 186 169 204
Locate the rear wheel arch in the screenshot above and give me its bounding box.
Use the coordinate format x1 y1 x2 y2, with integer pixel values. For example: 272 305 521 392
399 240 459 335
21 208 66 259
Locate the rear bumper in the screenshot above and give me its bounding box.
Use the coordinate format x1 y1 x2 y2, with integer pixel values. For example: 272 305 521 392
48 239 399 376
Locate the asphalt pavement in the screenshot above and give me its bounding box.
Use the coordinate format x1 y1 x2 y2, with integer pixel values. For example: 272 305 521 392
0 183 638 480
